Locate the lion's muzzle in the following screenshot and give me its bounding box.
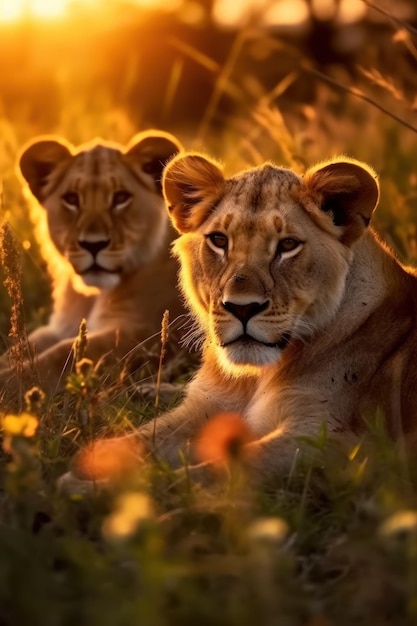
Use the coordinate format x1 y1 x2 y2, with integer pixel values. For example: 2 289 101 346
222 299 269 325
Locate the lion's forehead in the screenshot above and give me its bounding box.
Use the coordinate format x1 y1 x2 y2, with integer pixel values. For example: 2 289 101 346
223 164 301 212
205 164 308 242
73 145 122 175
51 146 134 193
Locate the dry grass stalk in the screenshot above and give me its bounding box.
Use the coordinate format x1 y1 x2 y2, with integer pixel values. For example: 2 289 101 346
0 214 28 377
363 0 417 37
358 66 404 102
154 309 169 413
301 60 417 136
74 318 88 364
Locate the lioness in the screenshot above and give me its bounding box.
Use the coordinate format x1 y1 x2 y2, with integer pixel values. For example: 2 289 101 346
0 131 184 394
65 152 417 486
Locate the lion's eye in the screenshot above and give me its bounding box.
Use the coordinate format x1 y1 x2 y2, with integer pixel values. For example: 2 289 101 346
61 192 80 211
112 190 132 210
277 238 302 256
206 232 228 251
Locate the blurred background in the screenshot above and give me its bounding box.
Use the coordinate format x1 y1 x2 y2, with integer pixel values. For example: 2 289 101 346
0 0 416 334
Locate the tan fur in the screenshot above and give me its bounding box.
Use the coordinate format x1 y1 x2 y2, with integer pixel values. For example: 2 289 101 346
64 152 417 488
0 131 185 394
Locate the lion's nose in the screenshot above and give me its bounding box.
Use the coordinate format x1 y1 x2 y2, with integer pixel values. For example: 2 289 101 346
222 300 269 324
78 239 110 257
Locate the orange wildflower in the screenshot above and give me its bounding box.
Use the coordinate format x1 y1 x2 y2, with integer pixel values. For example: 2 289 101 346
194 412 256 467
75 436 143 481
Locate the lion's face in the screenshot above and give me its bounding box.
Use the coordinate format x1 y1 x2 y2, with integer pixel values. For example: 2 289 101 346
163 154 379 374
19 132 182 289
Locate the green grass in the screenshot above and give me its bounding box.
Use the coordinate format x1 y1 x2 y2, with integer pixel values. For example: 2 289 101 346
2 408 417 626
1 6 417 624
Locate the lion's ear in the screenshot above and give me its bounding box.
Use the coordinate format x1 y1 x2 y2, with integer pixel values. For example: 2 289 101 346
125 131 183 193
303 158 380 246
163 153 225 233
18 137 73 202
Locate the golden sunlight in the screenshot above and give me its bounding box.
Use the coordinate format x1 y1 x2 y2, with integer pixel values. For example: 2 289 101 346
132 0 175 7
213 0 366 27
0 0 176 22
0 0 71 21
0 0 367 24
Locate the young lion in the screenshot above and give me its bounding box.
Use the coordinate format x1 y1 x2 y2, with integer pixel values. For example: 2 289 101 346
65 152 417 487
0 131 184 394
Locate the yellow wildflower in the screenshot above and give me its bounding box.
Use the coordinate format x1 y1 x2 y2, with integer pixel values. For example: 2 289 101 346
247 517 289 545
380 510 417 537
102 492 154 540
2 412 39 438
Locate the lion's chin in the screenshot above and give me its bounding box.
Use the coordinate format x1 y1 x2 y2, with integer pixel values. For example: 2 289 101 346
81 271 121 290
220 340 282 370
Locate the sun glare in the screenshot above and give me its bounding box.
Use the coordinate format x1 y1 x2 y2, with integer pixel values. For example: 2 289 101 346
0 0 367 24
0 0 71 21
0 0 177 22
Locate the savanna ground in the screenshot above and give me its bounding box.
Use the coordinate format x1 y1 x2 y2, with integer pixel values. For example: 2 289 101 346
1 1 417 624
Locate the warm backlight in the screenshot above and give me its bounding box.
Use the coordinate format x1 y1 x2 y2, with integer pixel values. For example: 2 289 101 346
0 0 367 24
0 0 71 20
213 0 366 27
0 0 172 22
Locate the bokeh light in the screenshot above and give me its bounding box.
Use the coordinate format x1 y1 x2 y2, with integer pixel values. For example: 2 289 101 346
0 0 71 21
0 0 368 25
